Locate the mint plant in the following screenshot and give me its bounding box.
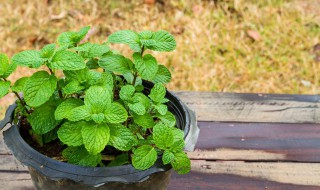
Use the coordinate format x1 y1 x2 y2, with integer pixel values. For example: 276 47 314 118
0 27 191 174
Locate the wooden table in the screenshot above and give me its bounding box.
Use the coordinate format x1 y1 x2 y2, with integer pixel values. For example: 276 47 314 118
1 92 320 190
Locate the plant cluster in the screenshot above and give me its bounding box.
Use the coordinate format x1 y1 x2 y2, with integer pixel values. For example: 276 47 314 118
0 27 190 174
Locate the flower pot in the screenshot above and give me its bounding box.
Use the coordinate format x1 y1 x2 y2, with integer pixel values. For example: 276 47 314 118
0 82 199 190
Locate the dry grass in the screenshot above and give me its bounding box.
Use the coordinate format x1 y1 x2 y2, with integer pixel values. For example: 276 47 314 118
0 0 319 117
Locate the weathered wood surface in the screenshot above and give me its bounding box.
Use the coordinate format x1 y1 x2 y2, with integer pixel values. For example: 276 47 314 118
175 91 320 123
1 92 320 189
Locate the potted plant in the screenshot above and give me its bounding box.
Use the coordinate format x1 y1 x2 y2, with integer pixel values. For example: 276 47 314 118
0 27 199 190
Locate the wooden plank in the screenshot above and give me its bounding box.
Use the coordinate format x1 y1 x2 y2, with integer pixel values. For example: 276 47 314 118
1 161 320 190
175 91 320 123
0 155 28 171
188 122 320 162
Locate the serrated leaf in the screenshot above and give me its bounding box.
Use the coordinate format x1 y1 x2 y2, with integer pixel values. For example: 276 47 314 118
133 53 158 80
12 50 44 68
54 98 84 120
63 81 85 95
0 81 10 98
68 105 91 121
57 26 90 47
2 62 17 78
62 146 101 167
43 127 58 144
141 30 176 52
40 44 56 58
23 71 57 107
57 121 84 146
73 43 110 58
109 124 137 151
81 123 110 155
108 30 141 52
155 104 167 115
98 54 131 74
50 50 85 70
104 102 128 123
128 102 146 115
63 68 89 83
84 86 111 113
149 83 166 103
152 65 171 84
92 113 105 123
132 93 151 110
153 123 174 149
162 150 174 165
170 128 185 152
119 85 135 101
171 151 191 174
156 111 176 128
133 113 155 128
86 70 102 85
28 102 60 135
139 30 153 40
132 145 157 170
107 154 129 167
0 53 9 76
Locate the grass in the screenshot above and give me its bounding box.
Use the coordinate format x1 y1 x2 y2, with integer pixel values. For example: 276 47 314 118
0 0 319 118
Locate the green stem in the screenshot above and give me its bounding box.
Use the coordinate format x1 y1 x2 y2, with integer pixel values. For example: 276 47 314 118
2 78 31 114
132 45 145 86
48 67 63 99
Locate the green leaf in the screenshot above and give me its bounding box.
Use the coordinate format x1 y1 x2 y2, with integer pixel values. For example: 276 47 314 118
155 104 167 115
84 86 111 113
132 145 157 170
170 128 185 152
98 54 131 74
133 53 158 80
132 93 151 110
54 98 84 120
50 50 85 70
86 70 102 85
119 85 135 101
171 151 191 174
108 30 141 52
64 68 88 83
11 77 28 92
40 44 56 58
0 53 9 76
57 26 90 47
12 50 44 68
109 124 138 151
133 113 155 128
62 146 101 167
107 154 129 167
139 30 153 40
149 83 166 103
63 81 85 95
67 105 91 121
141 30 176 52
0 81 10 98
162 150 174 165
28 102 60 135
23 71 57 107
81 123 110 155
153 123 174 149
128 102 146 115
104 103 128 123
152 65 172 84
3 62 17 78
92 113 105 123
73 43 110 58
156 111 176 128
43 127 58 144
57 121 84 146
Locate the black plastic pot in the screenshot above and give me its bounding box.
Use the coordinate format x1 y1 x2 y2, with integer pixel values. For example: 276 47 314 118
0 82 199 190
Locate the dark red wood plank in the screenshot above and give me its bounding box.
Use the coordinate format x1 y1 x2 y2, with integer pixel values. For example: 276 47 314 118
193 121 320 162
168 171 320 190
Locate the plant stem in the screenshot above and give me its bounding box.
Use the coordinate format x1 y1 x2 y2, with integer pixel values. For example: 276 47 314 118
48 67 63 99
132 45 145 86
101 155 115 161
2 78 31 114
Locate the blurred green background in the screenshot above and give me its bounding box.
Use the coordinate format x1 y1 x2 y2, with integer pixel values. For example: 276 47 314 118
0 0 319 117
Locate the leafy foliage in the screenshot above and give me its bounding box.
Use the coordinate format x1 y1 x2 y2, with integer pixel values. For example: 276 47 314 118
0 28 190 174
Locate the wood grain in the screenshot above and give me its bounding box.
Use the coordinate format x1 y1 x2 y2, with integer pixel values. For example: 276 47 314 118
189 122 320 162
175 91 320 123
